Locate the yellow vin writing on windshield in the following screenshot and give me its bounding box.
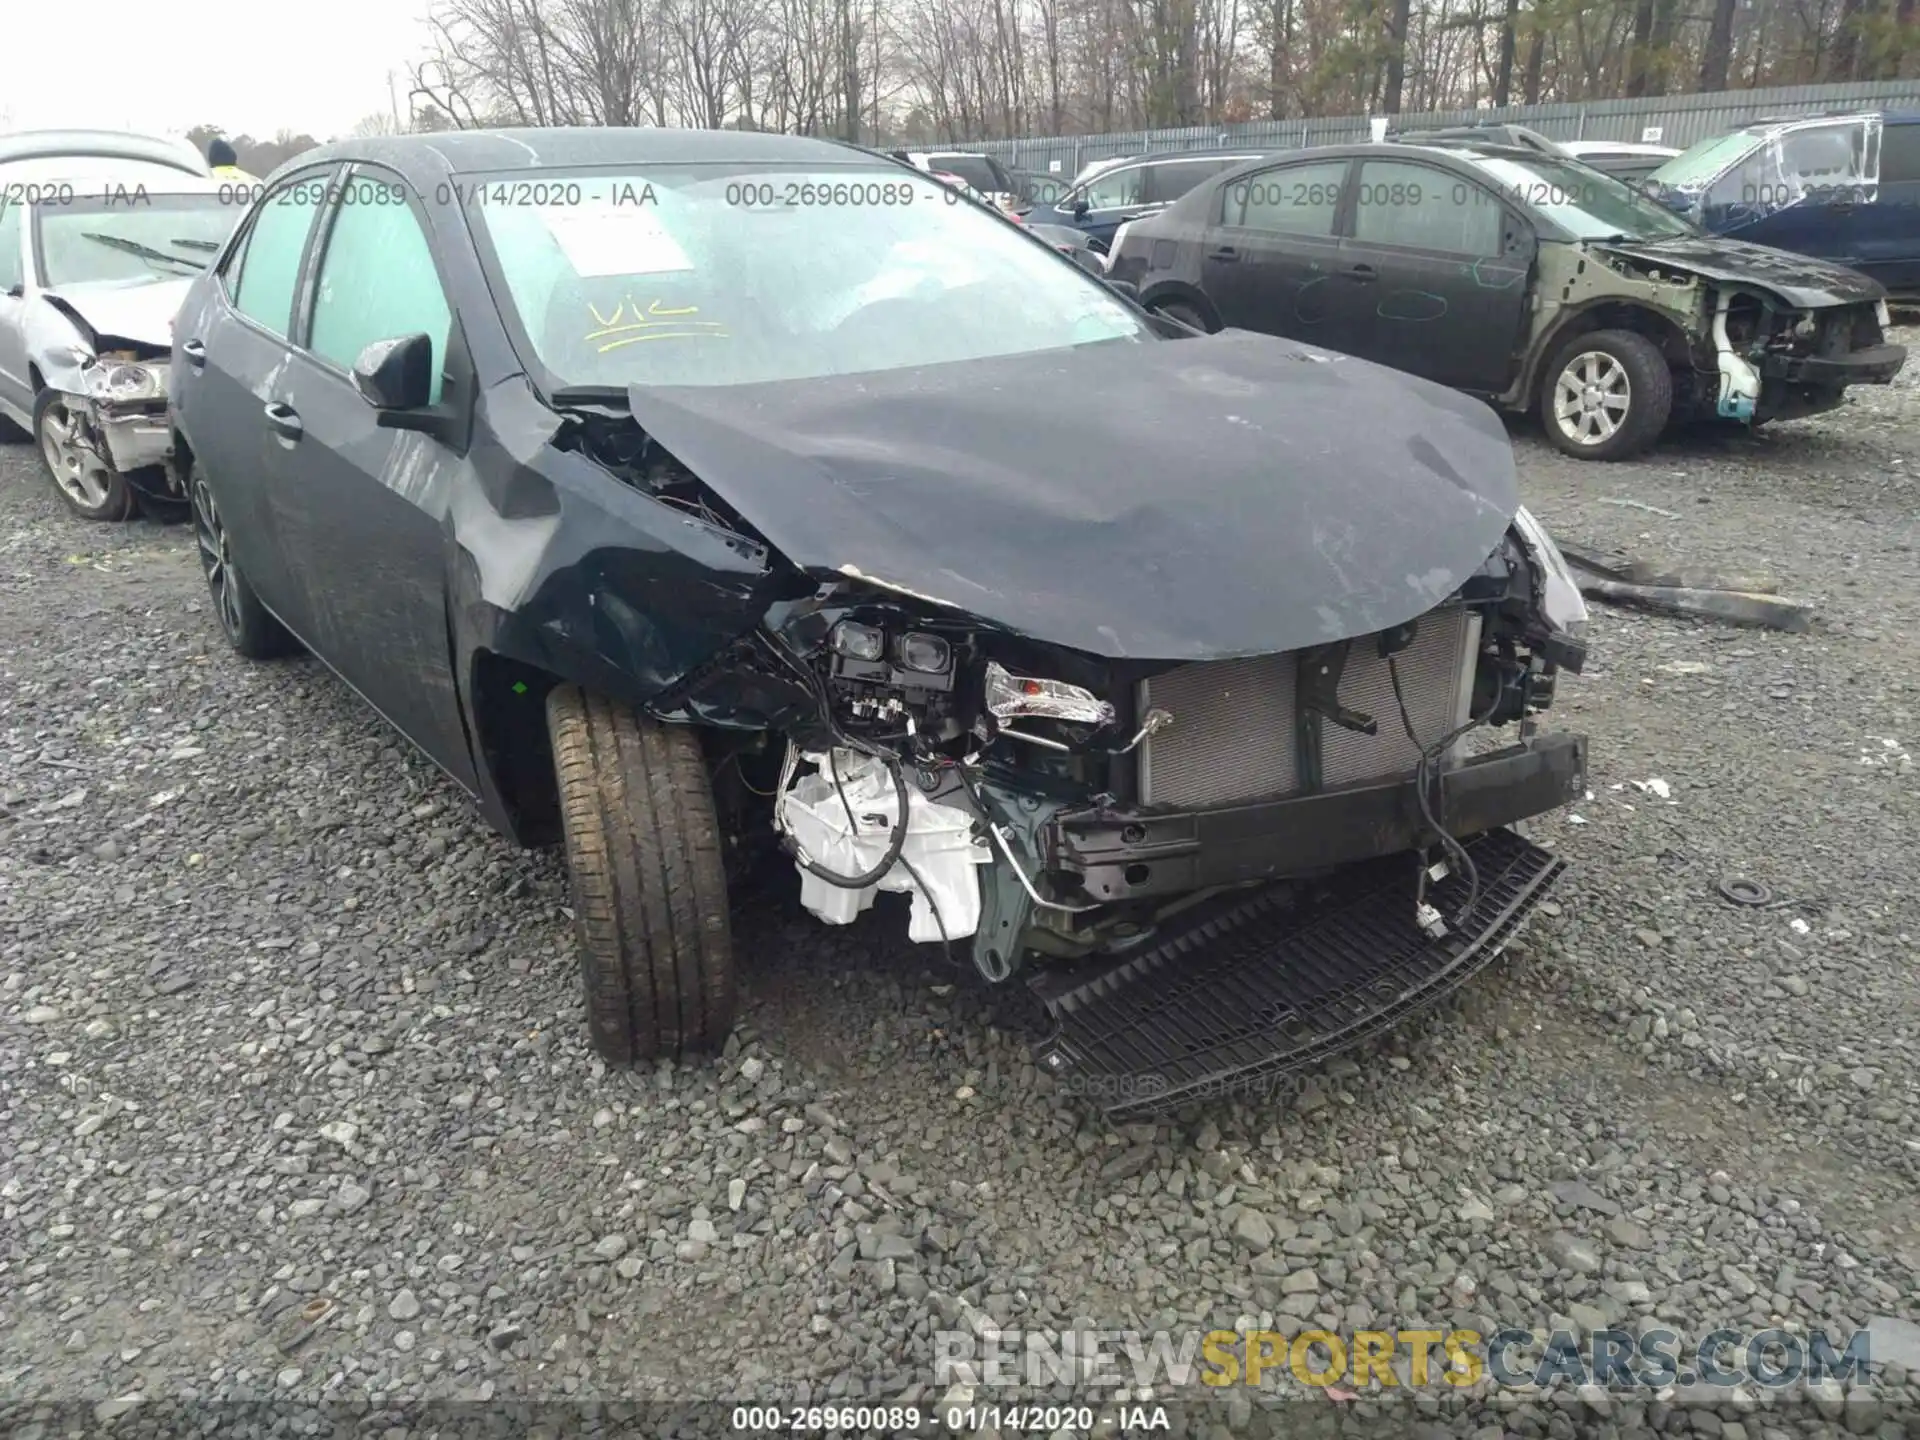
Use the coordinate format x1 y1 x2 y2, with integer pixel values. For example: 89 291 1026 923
584 296 728 351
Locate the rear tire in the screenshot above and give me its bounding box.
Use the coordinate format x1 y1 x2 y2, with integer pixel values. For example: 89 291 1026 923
1539 329 1672 462
189 462 299 659
546 685 736 1064
34 390 136 521
1154 301 1213 334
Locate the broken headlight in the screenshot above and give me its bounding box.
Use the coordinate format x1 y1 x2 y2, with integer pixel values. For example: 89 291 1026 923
1510 506 1587 640
983 661 1116 727
829 619 886 662
895 632 951 674
89 362 167 404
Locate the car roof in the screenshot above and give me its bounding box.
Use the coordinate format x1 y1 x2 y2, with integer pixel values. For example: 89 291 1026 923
0 156 227 191
1121 149 1268 163
1735 108 1910 130
270 127 891 187
0 128 210 177
1212 142 1497 167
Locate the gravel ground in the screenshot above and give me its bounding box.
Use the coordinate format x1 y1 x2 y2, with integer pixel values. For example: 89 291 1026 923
4 343 1920 1440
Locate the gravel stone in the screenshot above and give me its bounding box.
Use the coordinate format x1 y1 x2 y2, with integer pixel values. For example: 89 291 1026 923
1233 1211 1275 1252
1545 1232 1602 1274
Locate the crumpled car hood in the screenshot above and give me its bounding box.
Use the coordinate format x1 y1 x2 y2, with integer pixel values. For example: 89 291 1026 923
622 330 1519 661
1593 236 1884 308
40 276 193 350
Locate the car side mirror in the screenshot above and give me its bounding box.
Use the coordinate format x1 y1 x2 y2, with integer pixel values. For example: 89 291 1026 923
1072 197 1090 218
4 282 22 300
353 333 434 412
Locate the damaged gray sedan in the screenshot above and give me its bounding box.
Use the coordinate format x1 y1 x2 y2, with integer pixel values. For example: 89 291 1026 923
169 130 1590 1115
0 177 249 518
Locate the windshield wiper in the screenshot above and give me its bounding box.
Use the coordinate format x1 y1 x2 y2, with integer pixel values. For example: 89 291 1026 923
171 238 222 252
77 232 204 272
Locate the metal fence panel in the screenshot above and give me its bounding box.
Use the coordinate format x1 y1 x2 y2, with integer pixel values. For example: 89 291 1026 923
973 80 1920 177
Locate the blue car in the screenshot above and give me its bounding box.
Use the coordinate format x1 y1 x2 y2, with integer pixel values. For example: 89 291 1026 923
1647 110 1920 302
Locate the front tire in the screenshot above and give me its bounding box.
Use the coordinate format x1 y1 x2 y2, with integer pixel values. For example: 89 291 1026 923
34 391 136 521
189 462 298 659
1154 301 1213 334
1539 329 1672 461
547 686 736 1064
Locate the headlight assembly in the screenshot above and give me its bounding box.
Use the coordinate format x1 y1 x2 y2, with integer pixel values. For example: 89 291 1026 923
895 631 951 674
829 619 886 662
983 661 1115 727
90 363 167 404
1510 505 1588 640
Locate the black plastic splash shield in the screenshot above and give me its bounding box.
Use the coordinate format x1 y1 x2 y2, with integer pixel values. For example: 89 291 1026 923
1030 827 1565 1121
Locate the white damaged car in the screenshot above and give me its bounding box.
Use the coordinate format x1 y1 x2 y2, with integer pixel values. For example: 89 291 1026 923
0 172 250 519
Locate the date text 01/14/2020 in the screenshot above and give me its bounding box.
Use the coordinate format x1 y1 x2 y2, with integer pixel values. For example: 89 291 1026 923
725 1404 1172 1432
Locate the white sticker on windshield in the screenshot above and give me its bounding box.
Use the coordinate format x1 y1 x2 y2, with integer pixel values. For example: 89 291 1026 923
545 207 692 279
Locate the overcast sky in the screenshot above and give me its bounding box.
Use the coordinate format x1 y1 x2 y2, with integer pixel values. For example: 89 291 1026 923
3 0 436 142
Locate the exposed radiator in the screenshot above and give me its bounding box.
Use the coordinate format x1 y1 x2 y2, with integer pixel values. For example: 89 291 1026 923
1137 607 1479 808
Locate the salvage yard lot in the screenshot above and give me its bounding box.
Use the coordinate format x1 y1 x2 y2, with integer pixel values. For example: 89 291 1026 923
3 339 1920 1433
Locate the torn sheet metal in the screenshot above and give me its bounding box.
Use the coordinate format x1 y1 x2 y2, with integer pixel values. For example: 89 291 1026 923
622 329 1521 662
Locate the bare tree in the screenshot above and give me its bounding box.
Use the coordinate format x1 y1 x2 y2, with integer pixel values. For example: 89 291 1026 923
397 0 1906 152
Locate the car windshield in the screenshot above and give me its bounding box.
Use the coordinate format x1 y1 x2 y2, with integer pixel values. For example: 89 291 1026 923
468 164 1149 391
1464 154 1696 239
36 193 248 286
1648 130 1764 188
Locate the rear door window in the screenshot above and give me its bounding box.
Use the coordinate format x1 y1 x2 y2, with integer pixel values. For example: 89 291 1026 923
232 178 330 337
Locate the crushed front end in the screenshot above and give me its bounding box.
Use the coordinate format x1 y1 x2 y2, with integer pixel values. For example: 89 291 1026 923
1562 242 1907 425
1711 292 1905 424
743 510 1589 1115
80 351 175 477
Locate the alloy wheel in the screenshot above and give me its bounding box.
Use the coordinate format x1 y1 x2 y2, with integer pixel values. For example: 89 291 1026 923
1551 351 1632 447
192 476 244 640
38 400 111 510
